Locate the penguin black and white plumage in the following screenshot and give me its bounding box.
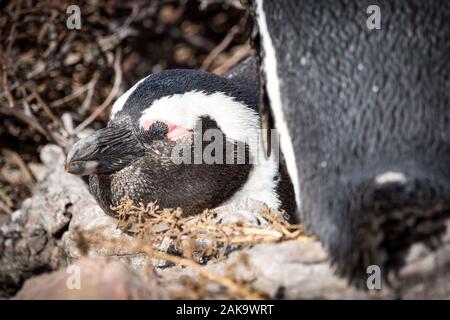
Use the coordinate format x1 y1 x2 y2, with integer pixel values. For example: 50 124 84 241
254 0 450 284
65 68 296 218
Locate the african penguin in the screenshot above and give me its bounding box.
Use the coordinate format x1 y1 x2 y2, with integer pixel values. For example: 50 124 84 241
65 69 296 219
253 0 450 284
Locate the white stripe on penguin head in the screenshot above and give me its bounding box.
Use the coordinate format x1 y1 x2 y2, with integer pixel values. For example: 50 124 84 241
138 90 259 143
110 75 150 120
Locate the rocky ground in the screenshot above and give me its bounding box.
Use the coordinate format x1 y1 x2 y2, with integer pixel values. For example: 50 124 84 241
1 145 449 299
1 0 449 300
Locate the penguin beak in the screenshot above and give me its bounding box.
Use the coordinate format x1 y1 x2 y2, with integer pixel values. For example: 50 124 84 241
65 125 144 176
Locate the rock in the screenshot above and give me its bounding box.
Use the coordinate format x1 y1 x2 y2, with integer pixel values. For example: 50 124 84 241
215 198 271 226
0 145 137 297
158 235 450 299
157 240 384 299
0 163 69 298
14 257 165 299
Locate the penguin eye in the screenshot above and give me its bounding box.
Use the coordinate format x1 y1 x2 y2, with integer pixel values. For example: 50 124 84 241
150 121 169 138
139 121 168 141
138 117 192 142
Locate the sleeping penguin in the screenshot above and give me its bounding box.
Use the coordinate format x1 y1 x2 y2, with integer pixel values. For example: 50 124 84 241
65 68 296 218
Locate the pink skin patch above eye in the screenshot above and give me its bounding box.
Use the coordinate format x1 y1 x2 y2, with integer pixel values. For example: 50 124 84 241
139 118 191 141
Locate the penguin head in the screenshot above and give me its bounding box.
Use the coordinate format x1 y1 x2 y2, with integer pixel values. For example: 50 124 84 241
65 69 272 216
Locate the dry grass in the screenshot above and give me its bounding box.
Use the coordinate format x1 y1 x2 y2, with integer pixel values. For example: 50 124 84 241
74 197 312 299
112 197 305 262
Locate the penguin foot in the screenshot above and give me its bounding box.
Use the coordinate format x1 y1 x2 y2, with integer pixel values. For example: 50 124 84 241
332 176 450 288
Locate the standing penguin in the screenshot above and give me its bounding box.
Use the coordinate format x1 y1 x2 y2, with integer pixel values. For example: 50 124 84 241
254 0 450 283
65 69 296 218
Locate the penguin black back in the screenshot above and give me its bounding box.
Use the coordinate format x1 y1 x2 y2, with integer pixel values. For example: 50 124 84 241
255 0 450 284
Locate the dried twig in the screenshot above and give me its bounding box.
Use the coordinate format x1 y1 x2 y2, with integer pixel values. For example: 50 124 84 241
2 149 35 187
201 25 240 71
80 227 266 300
0 106 47 137
112 198 308 261
213 44 252 75
1 68 15 108
0 201 13 215
106 239 265 300
74 49 123 134
79 72 100 114
0 189 14 210
50 73 99 108
32 89 66 132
